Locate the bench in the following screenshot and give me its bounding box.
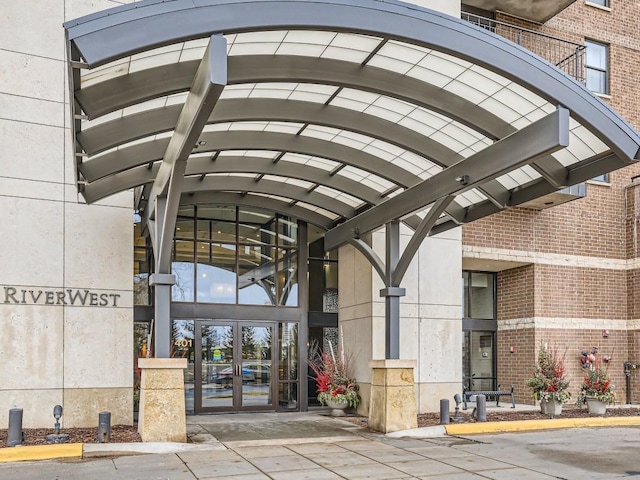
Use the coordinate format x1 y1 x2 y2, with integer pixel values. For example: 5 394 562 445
462 384 515 410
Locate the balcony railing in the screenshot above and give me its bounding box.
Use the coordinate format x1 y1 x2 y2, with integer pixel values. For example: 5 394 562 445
462 13 585 83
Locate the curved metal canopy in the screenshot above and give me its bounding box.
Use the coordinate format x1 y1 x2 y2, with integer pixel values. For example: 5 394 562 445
64 0 640 248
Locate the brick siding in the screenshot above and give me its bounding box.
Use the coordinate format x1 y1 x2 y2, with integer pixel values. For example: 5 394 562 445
465 0 640 406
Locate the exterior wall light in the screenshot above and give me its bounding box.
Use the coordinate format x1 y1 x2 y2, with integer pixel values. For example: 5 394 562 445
45 405 69 444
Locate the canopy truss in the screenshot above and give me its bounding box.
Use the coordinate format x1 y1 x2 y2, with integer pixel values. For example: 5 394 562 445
64 0 640 358
65 0 639 244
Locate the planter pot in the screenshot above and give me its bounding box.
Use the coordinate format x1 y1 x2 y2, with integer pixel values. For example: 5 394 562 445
540 398 563 416
586 397 607 415
326 397 349 416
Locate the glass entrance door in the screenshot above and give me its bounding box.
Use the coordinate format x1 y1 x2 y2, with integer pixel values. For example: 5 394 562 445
462 331 496 391
195 321 275 413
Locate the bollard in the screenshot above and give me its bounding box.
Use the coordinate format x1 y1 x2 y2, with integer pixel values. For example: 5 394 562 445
439 399 450 425
476 394 487 422
98 411 111 443
8 408 23 447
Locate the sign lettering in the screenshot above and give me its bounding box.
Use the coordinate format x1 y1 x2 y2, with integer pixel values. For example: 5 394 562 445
2 286 121 307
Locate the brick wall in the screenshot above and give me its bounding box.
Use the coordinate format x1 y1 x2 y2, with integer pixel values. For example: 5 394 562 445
496 326 535 404
497 265 534 319
466 0 640 406
496 262 635 403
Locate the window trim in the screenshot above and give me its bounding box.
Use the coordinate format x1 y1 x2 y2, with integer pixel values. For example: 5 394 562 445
585 0 611 11
585 39 610 95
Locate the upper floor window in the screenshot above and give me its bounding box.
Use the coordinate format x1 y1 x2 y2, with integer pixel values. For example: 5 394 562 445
585 40 609 94
462 271 496 320
590 173 610 183
586 0 609 7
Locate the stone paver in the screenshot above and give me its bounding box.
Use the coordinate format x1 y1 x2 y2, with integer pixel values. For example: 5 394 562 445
1 413 639 479
305 451 376 468
249 454 319 473
387 458 463 476
327 462 413 479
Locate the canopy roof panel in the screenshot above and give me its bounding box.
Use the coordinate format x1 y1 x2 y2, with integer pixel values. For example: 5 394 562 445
64 0 640 246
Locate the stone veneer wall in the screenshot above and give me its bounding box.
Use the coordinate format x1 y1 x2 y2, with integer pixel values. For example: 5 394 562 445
0 0 135 428
339 226 462 414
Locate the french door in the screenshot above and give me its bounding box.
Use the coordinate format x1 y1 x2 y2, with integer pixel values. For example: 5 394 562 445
194 320 275 413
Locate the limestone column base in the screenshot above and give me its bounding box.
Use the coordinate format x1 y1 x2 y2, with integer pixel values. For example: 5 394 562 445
138 358 187 442
368 359 418 433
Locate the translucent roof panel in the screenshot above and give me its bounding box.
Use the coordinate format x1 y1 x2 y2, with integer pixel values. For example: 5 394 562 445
495 165 541 190
66 0 640 235
228 30 382 62
279 153 339 171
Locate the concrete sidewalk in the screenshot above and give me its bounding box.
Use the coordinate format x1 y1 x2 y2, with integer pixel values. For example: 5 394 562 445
1 424 639 479
1 406 639 466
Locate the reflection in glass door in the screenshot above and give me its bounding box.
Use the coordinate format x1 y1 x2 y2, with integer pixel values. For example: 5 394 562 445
462 331 496 391
198 323 234 410
195 321 275 412
240 324 273 408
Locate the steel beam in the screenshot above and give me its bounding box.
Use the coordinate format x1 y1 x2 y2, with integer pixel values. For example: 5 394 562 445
82 130 420 190
325 107 570 250
64 0 640 163
77 96 510 209
185 156 379 204
148 36 227 274
181 191 335 229
182 176 356 219
78 56 510 140
348 238 387 285
391 195 455 286
78 99 461 162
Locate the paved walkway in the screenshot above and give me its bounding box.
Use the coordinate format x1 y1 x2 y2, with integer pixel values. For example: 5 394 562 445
1 410 639 479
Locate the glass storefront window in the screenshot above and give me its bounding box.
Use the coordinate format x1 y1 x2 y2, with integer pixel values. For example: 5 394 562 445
133 222 151 305
175 217 195 239
197 242 237 303
278 322 299 411
133 246 150 305
161 206 300 306
323 259 338 313
462 271 495 319
197 205 236 242
279 249 298 307
238 208 277 246
278 216 298 246
278 383 298 411
279 323 298 381
173 240 195 302
238 245 276 305
470 272 494 319
172 319 195 414
462 330 495 391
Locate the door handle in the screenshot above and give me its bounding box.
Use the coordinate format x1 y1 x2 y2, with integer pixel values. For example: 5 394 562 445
235 364 240 376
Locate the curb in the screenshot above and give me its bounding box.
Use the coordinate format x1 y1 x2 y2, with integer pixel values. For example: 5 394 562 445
386 426 446 438
444 416 640 435
0 443 83 463
83 442 226 457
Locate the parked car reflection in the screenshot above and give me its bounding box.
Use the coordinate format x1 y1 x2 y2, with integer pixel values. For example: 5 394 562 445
210 362 271 385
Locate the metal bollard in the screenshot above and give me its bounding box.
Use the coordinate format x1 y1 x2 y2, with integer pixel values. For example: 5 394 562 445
439 399 450 425
97 411 111 443
8 408 23 447
476 395 487 422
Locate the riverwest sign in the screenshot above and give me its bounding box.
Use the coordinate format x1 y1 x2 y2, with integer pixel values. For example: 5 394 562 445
3 286 121 307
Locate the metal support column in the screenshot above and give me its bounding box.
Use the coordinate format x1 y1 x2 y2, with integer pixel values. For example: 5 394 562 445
150 273 175 358
150 195 175 358
382 221 405 359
